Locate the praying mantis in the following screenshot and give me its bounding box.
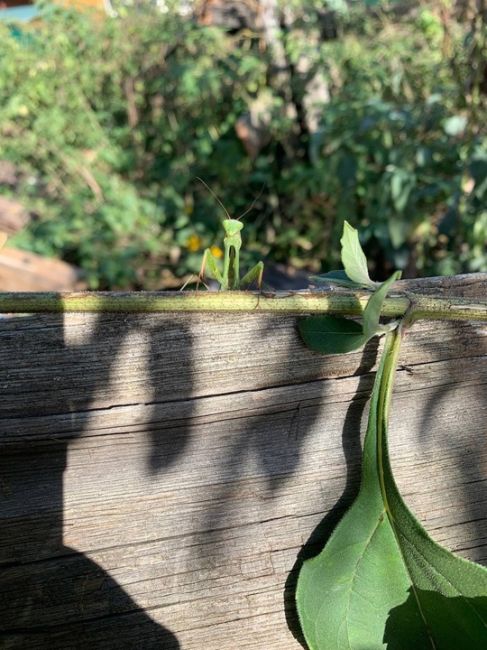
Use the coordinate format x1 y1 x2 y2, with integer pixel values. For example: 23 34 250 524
187 178 264 291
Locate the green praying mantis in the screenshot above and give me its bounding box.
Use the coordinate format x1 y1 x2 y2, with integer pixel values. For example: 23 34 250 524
184 178 264 291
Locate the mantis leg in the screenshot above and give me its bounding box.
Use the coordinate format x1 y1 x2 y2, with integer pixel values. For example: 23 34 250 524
239 261 264 290
179 273 210 291
199 248 226 290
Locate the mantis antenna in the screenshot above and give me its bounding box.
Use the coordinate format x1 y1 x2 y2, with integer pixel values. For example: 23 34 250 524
195 177 231 220
196 176 266 221
236 183 266 221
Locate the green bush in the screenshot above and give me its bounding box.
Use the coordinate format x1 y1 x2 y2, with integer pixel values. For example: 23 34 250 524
0 1 485 288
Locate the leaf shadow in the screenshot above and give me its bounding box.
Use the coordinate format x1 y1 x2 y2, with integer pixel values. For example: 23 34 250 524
384 588 487 649
193 315 331 559
283 337 379 647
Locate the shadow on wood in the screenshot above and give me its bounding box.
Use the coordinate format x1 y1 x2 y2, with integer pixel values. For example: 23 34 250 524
0 307 186 648
195 316 333 564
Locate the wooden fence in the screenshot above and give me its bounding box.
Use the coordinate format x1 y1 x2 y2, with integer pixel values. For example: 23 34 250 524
1 276 486 648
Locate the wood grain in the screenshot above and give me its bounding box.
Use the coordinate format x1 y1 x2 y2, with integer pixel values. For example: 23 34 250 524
0 289 486 648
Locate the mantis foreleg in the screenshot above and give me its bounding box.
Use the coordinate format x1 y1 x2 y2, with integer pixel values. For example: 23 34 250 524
199 248 226 290
239 261 264 290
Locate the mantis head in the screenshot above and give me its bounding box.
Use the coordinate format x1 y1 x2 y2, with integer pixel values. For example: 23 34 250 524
223 219 244 237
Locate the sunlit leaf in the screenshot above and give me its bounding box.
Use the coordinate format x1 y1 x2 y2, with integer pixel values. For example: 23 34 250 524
296 330 487 650
340 221 378 289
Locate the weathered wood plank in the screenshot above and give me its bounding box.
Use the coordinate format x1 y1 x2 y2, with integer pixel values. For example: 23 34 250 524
0 247 84 291
0 297 486 648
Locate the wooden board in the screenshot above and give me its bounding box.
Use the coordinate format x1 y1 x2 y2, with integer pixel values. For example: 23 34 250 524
0 288 486 648
0 197 30 235
0 247 84 291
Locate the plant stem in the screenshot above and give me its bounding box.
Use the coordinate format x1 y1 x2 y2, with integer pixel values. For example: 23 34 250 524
0 289 486 322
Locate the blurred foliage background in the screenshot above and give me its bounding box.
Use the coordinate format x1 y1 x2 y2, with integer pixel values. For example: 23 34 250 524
0 0 486 289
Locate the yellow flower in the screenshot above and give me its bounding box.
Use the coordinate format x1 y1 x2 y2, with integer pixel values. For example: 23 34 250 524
186 234 202 252
210 245 223 259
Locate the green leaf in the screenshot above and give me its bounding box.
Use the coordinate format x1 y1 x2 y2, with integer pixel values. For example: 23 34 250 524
388 218 409 249
390 169 415 212
301 271 401 355
296 330 487 650
310 270 365 289
362 270 401 339
298 315 367 355
340 221 378 289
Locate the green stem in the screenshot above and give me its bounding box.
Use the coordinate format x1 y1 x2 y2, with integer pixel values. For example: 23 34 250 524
379 327 403 427
0 290 486 322
374 325 438 645
376 327 403 520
